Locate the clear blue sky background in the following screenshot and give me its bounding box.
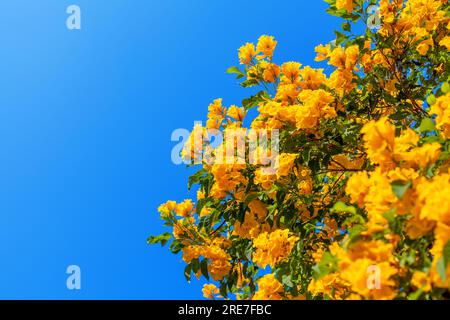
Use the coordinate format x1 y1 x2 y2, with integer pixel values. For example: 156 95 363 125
0 0 341 299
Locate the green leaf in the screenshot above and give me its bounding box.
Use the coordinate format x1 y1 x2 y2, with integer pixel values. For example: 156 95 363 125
347 224 366 246
244 192 259 206
169 239 183 254
219 281 228 298
342 21 351 32
241 79 258 88
302 148 312 163
442 82 450 94
188 168 207 190
332 201 356 215
313 252 338 280
334 31 348 45
407 288 423 300
226 66 245 79
383 209 396 224
200 259 210 280
147 232 172 246
242 90 269 110
184 264 192 282
391 180 412 199
419 118 436 133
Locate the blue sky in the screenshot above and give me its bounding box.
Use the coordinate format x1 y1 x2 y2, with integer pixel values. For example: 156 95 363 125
0 0 340 299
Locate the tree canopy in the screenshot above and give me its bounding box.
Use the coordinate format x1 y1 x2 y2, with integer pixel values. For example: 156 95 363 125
149 0 450 300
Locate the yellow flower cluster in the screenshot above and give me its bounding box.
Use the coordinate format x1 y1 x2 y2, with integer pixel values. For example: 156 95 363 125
253 229 299 268
310 240 398 300
152 0 450 300
158 199 194 218
183 242 232 281
202 283 220 299
238 35 277 65
275 153 297 178
181 123 207 163
430 92 450 139
336 0 355 13
296 89 337 129
378 0 448 55
233 200 272 239
361 117 441 171
416 172 450 287
210 162 247 199
253 274 284 300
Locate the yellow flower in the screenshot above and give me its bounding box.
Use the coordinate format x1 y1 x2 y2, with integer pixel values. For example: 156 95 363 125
182 245 202 263
416 172 450 223
295 89 336 129
336 0 355 13
184 244 232 281
262 63 280 83
202 283 220 299
361 117 395 167
329 154 365 171
158 200 177 217
248 199 268 219
182 123 208 162
200 207 212 217
328 45 359 70
253 274 284 300
405 215 435 239
333 239 398 299
327 68 356 96
340 260 397 300
275 84 299 104
329 46 346 69
439 36 450 50
208 258 232 281
411 271 432 292
227 105 245 121
209 155 248 199
410 142 441 169
256 35 277 60
417 38 433 56
315 44 331 62
206 98 226 130
299 66 326 90
174 199 194 217
393 127 420 163
238 43 256 65
233 200 271 239
308 273 350 299
254 168 277 190
253 229 299 268
196 190 205 200
430 93 450 139
345 171 369 207
281 61 301 83
275 153 297 178
345 45 360 69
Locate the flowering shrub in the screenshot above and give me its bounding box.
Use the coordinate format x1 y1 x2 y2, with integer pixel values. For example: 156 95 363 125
149 0 450 300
